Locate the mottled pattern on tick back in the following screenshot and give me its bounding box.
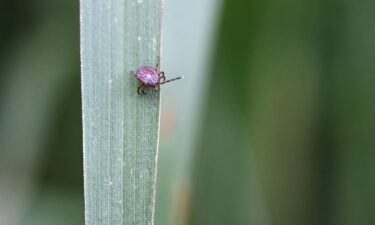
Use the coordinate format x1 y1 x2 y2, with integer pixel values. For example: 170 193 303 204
135 66 159 86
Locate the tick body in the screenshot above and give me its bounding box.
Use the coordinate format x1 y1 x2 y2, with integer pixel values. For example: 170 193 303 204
131 61 182 95
135 66 160 86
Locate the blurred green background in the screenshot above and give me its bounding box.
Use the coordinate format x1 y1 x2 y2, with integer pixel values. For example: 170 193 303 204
1 0 374 225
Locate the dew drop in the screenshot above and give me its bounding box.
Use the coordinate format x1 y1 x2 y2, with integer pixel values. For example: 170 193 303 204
137 0 143 4
137 36 142 42
108 79 112 88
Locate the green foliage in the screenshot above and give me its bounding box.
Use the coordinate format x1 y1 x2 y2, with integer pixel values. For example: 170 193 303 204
80 0 162 224
189 0 375 225
1 0 375 225
0 1 82 224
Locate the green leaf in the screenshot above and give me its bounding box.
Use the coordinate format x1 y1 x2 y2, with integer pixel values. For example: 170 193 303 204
80 0 162 224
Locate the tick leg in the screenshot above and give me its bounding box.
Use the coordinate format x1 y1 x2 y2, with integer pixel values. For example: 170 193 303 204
141 86 147 95
159 72 165 82
137 85 144 95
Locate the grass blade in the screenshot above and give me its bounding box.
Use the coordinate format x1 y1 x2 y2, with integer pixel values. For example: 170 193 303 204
80 0 162 224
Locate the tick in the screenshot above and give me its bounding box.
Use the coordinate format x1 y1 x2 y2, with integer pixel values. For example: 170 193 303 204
131 61 182 95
